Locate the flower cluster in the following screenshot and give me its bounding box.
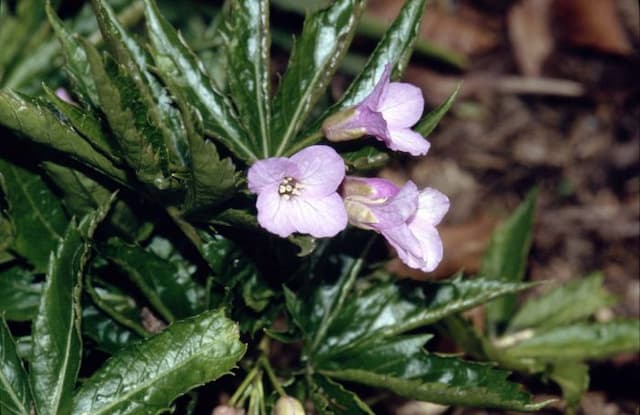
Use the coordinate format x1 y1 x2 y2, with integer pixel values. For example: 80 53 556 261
248 66 448 272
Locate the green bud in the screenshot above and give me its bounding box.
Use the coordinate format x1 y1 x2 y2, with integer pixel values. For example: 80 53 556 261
274 396 305 415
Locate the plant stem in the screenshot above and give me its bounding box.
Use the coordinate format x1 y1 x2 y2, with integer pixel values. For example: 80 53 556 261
259 356 287 398
229 365 261 407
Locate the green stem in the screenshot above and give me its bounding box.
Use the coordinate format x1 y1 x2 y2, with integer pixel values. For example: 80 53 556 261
229 365 261 407
283 130 324 157
259 356 287 398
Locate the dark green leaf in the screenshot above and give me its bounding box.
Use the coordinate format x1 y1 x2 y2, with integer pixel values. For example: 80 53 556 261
0 319 32 415
320 335 547 411
0 91 128 183
143 0 257 162
30 220 88 415
46 3 99 105
482 189 537 332
82 303 143 355
271 0 365 156
341 145 389 171
225 0 271 158
0 158 67 272
508 273 615 332
549 362 589 410
102 238 205 322
310 374 374 415
502 320 640 360
71 309 246 415
415 83 461 136
0 266 42 321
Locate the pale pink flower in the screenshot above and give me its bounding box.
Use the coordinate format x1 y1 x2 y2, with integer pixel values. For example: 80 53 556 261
322 65 430 156
248 145 347 238
342 176 449 272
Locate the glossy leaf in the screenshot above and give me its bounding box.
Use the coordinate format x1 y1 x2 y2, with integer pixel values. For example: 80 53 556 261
549 362 589 410
502 320 640 360
30 220 88 415
415 83 461 136
271 0 365 156
0 266 42 321
508 273 615 332
46 4 99 105
310 374 374 415
0 158 67 272
482 189 537 332
0 319 32 415
0 91 127 183
225 0 271 158
341 145 389 171
82 303 143 355
102 238 205 322
319 335 547 411
143 0 257 162
71 309 246 415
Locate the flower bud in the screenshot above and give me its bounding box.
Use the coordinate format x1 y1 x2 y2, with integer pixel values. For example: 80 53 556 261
274 396 305 415
211 405 245 415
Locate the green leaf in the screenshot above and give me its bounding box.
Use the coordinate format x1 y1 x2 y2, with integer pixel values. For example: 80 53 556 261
102 238 205 322
508 273 615 332
0 266 42 321
0 91 128 183
271 0 365 156
30 220 89 415
82 303 143 355
224 0 271 158
71 309 246 415
46 3 99 105
502 320 640 360
0 158 68 272
341 145 389 171
549 362 589 410
0 319 32 415
143 0 257 162
482 189 537 333
415 83 461 136
319 335 547 411
310 374 374 415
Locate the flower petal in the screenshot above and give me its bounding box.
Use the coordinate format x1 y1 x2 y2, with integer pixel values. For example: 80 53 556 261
385 127 431 156
378 82 424 128
370 181 419 228
248 157 297 194
256 188 296 237
408 217 444 272
290 145 345 197
380 223 423 266
288 193 348 237
360 64 392 111
415 188 450 226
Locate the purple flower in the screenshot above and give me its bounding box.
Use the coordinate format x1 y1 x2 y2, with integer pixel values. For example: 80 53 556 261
322 65 430 156
248 145 348 238
343 176 449 272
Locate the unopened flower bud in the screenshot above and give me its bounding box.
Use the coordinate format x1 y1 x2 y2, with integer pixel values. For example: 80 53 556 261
212 405 245 415
274 396 305 415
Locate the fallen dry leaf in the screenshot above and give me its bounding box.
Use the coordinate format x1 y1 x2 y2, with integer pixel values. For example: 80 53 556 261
508 0 554 76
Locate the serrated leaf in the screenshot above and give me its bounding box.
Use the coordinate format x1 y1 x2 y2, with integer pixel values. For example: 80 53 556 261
143 0 257 162
502 320 640 360
310 374 374 415
0 158 68 272
0 266 42 321
71 309 246 415
482 189 537 333
0 91 128 183
225 0 271 158
415 83 461 136
46 3 99 105
271 0 365 156
508 273 615 332
549 362 589 410
0 319 32 415
319 335 547 411
102 238 205 322
30 220 89 415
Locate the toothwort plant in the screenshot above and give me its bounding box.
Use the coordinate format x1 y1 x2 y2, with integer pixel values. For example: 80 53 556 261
0 1 637 415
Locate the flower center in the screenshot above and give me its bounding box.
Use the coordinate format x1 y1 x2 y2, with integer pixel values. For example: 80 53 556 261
278 176 303 200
